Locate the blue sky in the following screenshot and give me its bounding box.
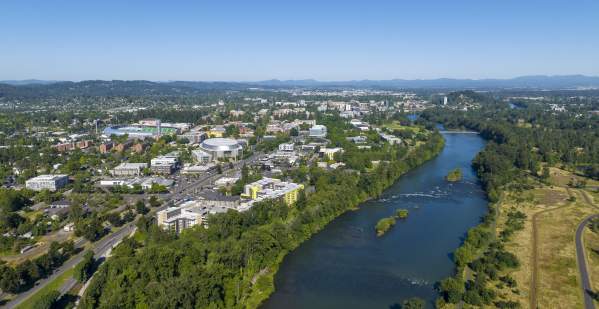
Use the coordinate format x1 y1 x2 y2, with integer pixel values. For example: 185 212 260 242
1 0 598 81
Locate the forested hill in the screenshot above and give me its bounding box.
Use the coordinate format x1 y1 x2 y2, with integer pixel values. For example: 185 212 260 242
2 75 599 98
0 80 254 98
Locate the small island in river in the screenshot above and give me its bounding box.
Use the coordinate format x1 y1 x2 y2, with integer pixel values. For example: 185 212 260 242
446 168 463 182
375 209 409 236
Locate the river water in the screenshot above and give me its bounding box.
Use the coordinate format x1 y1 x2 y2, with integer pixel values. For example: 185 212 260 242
262 133 487 309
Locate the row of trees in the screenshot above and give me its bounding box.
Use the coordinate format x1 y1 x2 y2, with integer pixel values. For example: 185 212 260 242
0 241 76 294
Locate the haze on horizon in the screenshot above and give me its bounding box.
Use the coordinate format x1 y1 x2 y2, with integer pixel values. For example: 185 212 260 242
1 0 598 81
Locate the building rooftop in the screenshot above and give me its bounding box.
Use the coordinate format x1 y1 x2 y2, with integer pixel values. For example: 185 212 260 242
200 138 242 151
199 189 241 202
27 174 68 181
114 162 148 169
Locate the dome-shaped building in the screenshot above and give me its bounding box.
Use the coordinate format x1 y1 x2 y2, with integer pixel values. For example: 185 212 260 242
199 138 243 161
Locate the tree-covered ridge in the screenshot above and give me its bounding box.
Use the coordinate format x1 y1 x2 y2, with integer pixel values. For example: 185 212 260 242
420 99 599 198
79 129 445 308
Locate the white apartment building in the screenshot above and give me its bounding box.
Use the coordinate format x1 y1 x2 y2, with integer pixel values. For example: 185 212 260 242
25 174 69 191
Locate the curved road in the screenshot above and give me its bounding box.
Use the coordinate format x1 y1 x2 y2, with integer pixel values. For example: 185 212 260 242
577 190 599 309
576 213 599 309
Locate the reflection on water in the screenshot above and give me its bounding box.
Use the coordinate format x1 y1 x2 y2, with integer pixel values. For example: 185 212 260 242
262 133 487 309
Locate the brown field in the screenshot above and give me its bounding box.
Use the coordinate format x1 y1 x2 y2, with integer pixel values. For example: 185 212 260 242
491 168 599 308
535 192 593 308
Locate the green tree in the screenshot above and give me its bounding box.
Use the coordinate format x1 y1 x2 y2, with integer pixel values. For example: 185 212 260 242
148 196 161 208
135 200 149 215
32 290 61 309
401 297 425 309
74 251 95 283
440 277 465 303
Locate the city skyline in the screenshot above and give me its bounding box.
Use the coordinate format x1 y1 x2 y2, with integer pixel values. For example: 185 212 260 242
1 0 599 81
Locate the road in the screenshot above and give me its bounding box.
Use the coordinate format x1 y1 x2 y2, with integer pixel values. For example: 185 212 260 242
576 213 599 309
1 153 263 308
576 190 599 309
2 223 136 309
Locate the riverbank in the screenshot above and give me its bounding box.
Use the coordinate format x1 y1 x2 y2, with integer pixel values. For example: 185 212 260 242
437 166 599 308
262 132 488 309
249 133 446 308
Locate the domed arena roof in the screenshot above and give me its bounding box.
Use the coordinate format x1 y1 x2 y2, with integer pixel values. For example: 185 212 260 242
200 138 242 152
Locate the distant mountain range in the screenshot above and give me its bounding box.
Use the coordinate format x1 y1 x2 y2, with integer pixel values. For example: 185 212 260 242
1 75 599 98
247 75 599 89
0 79 61 86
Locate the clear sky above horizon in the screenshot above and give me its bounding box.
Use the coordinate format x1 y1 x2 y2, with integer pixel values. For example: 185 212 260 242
1 0 598 81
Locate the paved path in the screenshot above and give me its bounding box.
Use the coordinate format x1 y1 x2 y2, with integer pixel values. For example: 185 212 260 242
576 214 599 309
576 190 599 309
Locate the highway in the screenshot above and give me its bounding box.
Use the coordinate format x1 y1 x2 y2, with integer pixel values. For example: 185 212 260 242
1 153 263 308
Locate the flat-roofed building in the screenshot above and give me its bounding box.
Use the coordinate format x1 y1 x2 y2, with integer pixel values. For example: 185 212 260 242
178 131 207 144
379 133 402 145
241 177 304 208
157 201 229 233
197 189 241 208
192 149 212 163
278 143 295 152
208 126 226 138
25 174 69 191
309 125 327 138
157 205 203 233
151 152 180 175
181 163 216 175
111 163 148 176
214 176 240 188
319 147 344 160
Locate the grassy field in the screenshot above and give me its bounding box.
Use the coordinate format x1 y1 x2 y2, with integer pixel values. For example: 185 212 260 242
535 190 592 308
15 267 75 309
490 168 599 308
382 121 425 133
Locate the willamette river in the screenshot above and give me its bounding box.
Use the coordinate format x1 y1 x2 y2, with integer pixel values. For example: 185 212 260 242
262 132 487 308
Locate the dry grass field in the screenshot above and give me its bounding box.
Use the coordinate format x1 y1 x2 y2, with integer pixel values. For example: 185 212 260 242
491 168 599 308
